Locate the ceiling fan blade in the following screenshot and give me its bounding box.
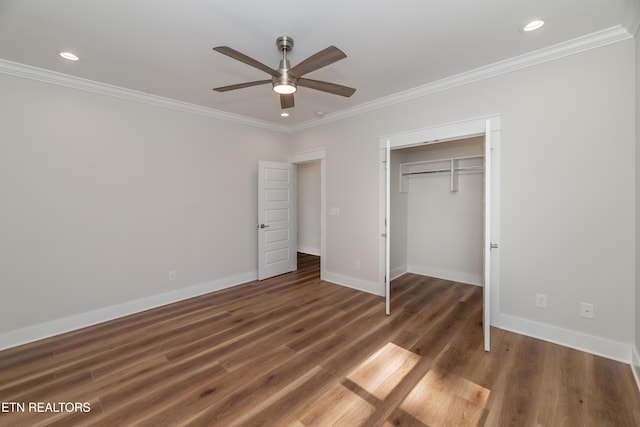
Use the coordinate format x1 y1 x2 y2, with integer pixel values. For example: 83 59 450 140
213 46 280 77
289 46 346 77
213 80 271 92
298 78 356 97
280 94 295 109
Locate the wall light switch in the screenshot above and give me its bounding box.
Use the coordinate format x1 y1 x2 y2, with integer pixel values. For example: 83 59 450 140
330 207 340 216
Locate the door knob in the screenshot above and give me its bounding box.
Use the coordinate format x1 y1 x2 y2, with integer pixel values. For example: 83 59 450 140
259 224 269 229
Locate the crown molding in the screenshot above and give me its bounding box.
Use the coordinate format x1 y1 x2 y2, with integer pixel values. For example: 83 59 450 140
290 25 632 133
0 59 290 134
0 25 632 135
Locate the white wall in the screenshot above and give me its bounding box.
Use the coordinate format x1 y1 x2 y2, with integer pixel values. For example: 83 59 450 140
290 40 636 354
403 138 484 285
0 74 289 344
297 160 321 255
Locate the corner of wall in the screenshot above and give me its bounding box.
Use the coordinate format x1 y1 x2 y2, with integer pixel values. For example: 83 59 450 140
632 346 640 393
323 271 384 297
624 0 640 37
390 265 408 281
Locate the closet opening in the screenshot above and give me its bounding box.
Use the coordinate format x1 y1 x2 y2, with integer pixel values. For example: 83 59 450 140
390 137 484 287
379 115 501 351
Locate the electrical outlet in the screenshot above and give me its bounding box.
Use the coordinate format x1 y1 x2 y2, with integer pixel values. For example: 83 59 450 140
536 293 547 309
580 302 594 318
169 270 176 281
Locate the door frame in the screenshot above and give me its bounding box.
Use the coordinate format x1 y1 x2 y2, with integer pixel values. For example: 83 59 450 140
288 148 327 280
378 114 501 343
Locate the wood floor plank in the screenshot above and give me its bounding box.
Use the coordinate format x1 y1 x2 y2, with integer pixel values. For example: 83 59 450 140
185 332 350 426
238 366 338 427
89 363 229 426
1 253 639 427
135 345 298 427
392 367 489 426
535 343 589 427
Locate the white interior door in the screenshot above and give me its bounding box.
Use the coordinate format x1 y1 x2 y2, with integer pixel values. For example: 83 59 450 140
258 160 297 280
385 141 391 315
483 120 492 351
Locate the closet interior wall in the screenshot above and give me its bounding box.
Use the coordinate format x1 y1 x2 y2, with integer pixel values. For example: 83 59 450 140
390 137 485 285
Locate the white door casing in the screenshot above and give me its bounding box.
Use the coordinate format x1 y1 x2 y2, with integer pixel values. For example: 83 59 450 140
288 149 327 281
379 114 501 352
258 161 297 280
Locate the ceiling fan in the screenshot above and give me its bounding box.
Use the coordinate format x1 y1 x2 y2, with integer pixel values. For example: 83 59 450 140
212 36 356 109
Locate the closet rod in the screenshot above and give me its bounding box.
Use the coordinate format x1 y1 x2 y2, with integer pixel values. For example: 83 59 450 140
402 165 484 176
403 169 450 176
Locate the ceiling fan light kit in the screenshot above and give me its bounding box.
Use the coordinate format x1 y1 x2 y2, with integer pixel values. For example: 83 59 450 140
213 35 355 109
273 81 297 94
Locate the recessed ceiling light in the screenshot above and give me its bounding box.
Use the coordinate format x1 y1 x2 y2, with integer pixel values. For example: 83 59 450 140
280 112 290 117
523 19 545 32
59 51 79 61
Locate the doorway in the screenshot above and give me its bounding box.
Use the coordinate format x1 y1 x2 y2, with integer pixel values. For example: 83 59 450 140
297 160 321 257
391 137 485 284
379 115 501 351
289 149 327 280
257 149 326 281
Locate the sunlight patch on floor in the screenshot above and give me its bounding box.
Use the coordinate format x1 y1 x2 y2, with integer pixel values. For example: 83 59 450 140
347 342 421 400
399 367 490 426
300 342 421 426
298 381 375 426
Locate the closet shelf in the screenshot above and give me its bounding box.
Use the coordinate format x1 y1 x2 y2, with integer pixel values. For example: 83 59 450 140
399 155 484 193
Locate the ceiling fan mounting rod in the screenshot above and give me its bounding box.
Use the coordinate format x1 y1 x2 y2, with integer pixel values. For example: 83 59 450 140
277 36 294 72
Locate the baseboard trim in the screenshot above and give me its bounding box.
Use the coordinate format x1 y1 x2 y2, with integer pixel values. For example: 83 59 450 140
495 313 631 363
323 272 383 297
407 264 483 286
297 246 320 256
390 265 408 281
632 346 640 394
0 271 257 351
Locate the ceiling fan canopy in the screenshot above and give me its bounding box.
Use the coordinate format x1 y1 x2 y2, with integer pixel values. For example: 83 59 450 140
213 36 356 109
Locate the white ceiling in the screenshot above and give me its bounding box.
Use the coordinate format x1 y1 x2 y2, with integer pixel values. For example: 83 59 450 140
0 0 638 128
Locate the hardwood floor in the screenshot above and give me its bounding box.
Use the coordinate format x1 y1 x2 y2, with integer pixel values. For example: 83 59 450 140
1 253 639 426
